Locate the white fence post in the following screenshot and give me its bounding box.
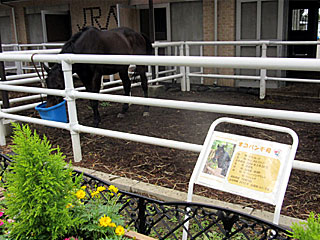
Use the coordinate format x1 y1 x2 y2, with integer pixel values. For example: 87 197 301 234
155 45 159 79
174 46 178 76
185 43 191 91
14 45 23 75
61 60 82 162
0 106 6 146
200 45 204 84
179 43 186 91
260 43 267 99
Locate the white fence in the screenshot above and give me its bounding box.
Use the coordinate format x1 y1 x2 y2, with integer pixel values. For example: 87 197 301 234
3 40 320 97
0 51 320 177
185 40 320 98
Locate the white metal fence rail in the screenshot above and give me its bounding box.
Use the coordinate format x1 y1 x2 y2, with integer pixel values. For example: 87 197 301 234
185 40 320 98
2 43 63 74
1 42 186 110
0 52 320 176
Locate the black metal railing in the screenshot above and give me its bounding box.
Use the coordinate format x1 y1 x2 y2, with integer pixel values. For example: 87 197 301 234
0 154 292 239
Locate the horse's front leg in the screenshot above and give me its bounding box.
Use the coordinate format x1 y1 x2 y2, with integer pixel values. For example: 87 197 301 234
90 99 101 127
117 69 131 118
79 70 101 127
90 72 103 127
138 66 149 116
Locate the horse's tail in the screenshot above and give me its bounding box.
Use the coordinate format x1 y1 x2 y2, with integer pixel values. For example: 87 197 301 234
141 33 154 56
60 27 93 53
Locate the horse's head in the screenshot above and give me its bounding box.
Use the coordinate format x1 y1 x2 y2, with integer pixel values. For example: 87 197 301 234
44 64 65 107
214 145 225 160
213 145 229 167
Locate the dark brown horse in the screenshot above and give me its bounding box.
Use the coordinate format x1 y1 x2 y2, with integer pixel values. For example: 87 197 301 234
44 26 153 127
213 145 231 176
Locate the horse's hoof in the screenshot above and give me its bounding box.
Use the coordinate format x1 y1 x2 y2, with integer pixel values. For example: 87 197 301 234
143 112 150 117
117 113 125 118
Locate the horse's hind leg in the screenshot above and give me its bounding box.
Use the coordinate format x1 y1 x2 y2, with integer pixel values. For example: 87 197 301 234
118 69 131 118
137 65 149 116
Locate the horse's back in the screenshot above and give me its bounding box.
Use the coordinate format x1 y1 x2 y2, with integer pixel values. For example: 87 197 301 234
73 27 148 55
107 27 151 55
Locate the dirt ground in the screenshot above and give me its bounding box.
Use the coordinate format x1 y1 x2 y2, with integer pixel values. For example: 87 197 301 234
1 82 320 221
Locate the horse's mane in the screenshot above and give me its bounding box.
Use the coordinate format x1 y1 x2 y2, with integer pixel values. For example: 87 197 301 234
60 27 98 53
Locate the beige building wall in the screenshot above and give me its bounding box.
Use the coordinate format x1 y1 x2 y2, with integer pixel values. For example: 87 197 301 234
8 0 128 44
69 0 124 33
4 0 237 87
9 0 68 43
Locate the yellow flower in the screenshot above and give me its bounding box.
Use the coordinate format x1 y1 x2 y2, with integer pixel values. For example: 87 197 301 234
66 203 74 208
115 225 125 236
97 186 106 192
0 176 2 181
108 185 119 194
91 190 100 198
81 186 87 189
76 189 86 199
109 222 116 228
99 215 112 227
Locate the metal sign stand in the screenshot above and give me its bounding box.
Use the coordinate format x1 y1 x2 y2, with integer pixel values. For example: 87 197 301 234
183 117 298 240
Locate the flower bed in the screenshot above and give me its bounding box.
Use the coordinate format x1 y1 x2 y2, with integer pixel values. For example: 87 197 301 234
0 124 293 239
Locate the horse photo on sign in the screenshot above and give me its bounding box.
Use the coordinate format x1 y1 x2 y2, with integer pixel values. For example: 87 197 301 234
204 141 236 178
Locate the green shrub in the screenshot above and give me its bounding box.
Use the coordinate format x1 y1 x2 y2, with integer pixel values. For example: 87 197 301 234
289 212 320 240
4 123 82 240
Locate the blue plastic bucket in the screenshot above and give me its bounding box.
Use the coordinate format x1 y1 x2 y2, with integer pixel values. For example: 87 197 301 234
35 100 68 123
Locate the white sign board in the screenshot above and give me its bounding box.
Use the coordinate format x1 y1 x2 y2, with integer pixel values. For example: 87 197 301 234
186 118 298 226
195 131 293 205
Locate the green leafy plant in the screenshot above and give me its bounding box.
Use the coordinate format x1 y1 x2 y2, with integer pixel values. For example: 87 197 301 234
4 123 82 240
71 185 128 240
289 212 320 240
100 102 111 107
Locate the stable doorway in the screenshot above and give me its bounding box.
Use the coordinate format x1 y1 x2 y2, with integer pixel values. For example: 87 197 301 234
287 1 319 79
41 11 72 43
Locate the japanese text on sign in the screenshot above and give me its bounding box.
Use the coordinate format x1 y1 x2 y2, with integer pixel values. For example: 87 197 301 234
227 151 280 193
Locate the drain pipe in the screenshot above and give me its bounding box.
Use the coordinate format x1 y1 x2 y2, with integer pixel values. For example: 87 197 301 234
10 7 18 44
0 2 18 44
214 0 217 55
214 0 218 82
1 2 21 74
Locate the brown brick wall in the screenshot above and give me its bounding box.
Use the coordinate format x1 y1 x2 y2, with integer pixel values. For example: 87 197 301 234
203 0 215 56
217 0 235 86
202 0 236 86
202 0 215 85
